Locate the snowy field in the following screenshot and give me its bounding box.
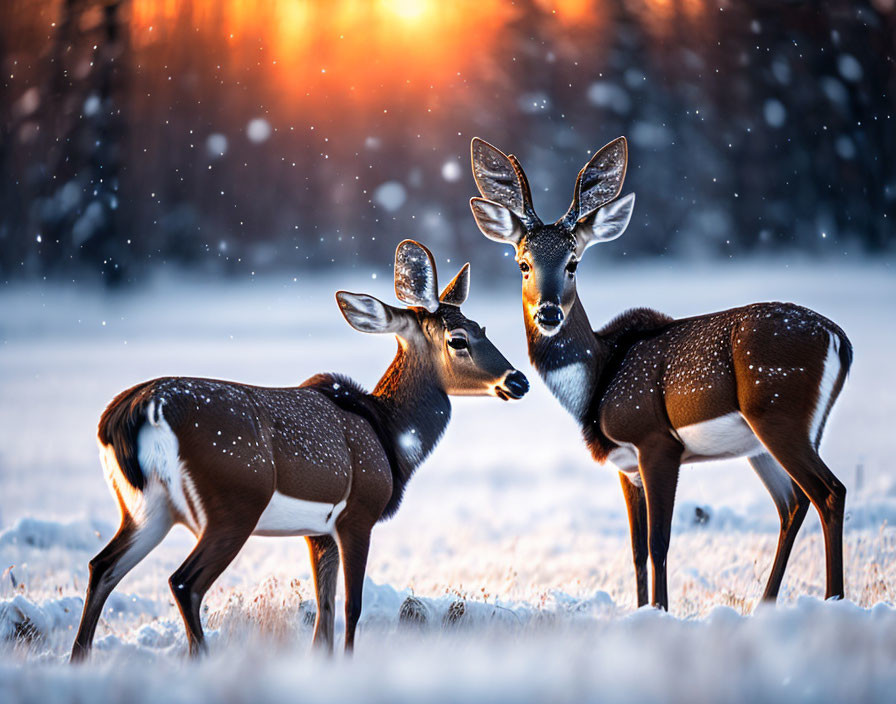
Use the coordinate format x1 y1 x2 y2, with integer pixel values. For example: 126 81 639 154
1 257 895 702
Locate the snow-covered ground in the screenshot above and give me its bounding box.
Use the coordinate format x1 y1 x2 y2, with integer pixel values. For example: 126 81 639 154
1 257 895 702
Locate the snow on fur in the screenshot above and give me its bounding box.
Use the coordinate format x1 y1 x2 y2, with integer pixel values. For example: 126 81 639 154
0 260 894 701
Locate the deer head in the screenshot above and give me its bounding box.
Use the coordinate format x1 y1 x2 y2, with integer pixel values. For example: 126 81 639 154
336 239 529 400
469 138 635 336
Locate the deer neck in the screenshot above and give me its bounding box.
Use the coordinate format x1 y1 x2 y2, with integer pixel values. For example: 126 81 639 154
525 293 609 422
372 339 452 479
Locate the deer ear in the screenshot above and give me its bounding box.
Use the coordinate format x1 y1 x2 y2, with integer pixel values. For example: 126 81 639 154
575 193 636 254
471 138 542 229
439 262 470 306
562 137 629 228
471 138 526 216
336 292 409 334
576 137 628 218
470 198 523 246
394 239 440 313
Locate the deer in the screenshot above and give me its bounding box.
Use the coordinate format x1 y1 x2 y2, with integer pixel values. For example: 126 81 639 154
70 239 529 661
469 136 852 610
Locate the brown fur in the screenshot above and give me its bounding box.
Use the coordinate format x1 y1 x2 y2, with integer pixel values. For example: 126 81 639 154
583 307 674 462
470 135 853 610
72 250 527 661
536 294 852 610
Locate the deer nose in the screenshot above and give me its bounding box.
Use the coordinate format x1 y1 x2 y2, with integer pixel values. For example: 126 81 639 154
501 370 529 400
535 304 563 330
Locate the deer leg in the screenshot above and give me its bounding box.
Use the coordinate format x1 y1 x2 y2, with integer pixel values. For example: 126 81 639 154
748 453 811 602
337 526 371 653
619 472 649 607
71 510 171 663
306 534 340 653
746 422 846 599
169 522 255 656
638 438 683 611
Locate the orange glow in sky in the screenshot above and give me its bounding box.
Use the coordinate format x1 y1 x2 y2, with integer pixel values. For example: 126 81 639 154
129 0 520 115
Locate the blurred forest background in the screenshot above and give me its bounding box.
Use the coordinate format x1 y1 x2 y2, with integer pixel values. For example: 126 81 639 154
0 0 893 285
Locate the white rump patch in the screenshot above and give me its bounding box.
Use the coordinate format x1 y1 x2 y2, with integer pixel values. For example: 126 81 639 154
253 494 346 537
99 442 174 557
809 332 841 449
135 401 192 526
677 411 764 460
99 400 201 533
544 362 590 418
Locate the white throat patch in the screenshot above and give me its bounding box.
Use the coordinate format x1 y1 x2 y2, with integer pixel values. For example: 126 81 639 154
544 362 591 418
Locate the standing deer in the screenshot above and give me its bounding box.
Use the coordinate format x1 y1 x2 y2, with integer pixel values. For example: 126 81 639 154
469 137 852 610
71 240 529 661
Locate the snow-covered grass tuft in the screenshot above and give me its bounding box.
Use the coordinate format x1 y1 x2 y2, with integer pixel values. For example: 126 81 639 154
205 575 315 646
1 259 894 700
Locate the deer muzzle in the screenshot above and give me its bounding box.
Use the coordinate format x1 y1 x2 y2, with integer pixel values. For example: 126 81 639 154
534 303 564 333
495 370 529 401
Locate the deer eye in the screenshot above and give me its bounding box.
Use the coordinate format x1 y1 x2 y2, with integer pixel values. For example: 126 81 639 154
566 259 579 274
519 261 530 274
447 336 468 350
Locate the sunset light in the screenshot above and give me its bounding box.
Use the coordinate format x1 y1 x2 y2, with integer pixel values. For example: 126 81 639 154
0 0 893 699
129 0 518 116
381 0 430 21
